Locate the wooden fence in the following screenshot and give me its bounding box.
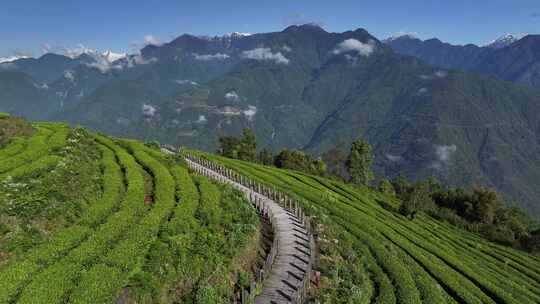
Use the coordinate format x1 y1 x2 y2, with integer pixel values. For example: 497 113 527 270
183 153 315 304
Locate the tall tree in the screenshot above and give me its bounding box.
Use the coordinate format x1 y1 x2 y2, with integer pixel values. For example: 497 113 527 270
238 128 257 162
322 141 348 179
346 138 374 186
258 148 274 166
217 136 240 158
399 182 434 220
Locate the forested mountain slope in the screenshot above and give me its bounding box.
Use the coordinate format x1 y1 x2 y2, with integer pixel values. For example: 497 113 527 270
1 25 540 218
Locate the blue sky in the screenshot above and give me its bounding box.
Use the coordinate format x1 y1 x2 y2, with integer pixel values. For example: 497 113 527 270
1 0 538 57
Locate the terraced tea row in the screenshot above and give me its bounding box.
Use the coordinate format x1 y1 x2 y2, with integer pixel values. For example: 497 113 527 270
195 152 540 303
0 127 261 303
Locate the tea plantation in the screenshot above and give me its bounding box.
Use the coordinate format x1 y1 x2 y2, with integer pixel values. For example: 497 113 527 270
193 151 540 304
0 114 539 303
0 116 259 303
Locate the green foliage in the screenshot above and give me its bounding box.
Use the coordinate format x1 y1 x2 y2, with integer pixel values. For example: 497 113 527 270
144 140 160 150
217 136 240 158
217 128 257 162
0 156 62 180
237 128 257 162
70 141 174 302
0 137 26 159
0 133 134 304
0 126 103 275
0 127 53 173
0 225 92 303
399 182 435 219
346 138 374 186
0 114 34 147
523 229 540 253
321 142 348 180
69 264 124 304
274 149 326 175
1 127 256 303
195 284 222 304
427 185 539 249
257 148 274 166
379 178 396 196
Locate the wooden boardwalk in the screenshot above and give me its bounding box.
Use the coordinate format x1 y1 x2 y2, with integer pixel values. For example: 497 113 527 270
184 158 312 303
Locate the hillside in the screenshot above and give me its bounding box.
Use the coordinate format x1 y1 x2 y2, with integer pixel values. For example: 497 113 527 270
0 117 260 303
1 25 540 219
0 116 539 303
197 152 540 303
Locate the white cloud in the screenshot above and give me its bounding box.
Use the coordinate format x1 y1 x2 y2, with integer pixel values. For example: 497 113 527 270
385 154 403 162
418 87 428 94
241 48 290 65
34 83 49 90
434 70 448 78
124 55 157 68
86 57 120 73
63 44 98 59
333 39 375 57
243 105 257 121
0 55 29 64
129 35 163 52
142 104 157 117
217 106 242 116
384 31 418 42
193 53 230 61
196 115 208 124
102 50 127 63
63 71 75 82
144 35 162 46
282 45 292 52
420 70 448 80
225 91 240 101
225 32 252 37
435 144 457 163
175 79 198 86
39 43 126 74
41 43 52 54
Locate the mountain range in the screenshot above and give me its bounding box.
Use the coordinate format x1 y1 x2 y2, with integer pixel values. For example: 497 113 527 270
1 25 540 218
385 33 540 88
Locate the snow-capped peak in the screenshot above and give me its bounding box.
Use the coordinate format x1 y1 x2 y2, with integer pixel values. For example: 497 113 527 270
482 33 527 49
63 44 98 59
59 45 126 63
101 50 127 63
382 33 418 43
226 32 252 37
0 55 30 64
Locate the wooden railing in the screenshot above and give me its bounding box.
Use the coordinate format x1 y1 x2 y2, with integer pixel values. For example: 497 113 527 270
183 153 315 304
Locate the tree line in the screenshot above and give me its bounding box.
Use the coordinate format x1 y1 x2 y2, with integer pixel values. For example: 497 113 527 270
217 129 540 254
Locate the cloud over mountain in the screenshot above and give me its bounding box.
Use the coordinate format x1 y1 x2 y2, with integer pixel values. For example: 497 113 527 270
194 53 230 61
241 48 289 64
333 39 375 57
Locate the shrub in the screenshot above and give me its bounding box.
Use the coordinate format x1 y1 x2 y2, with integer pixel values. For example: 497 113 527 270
274 149 326 175
379 178 396 196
